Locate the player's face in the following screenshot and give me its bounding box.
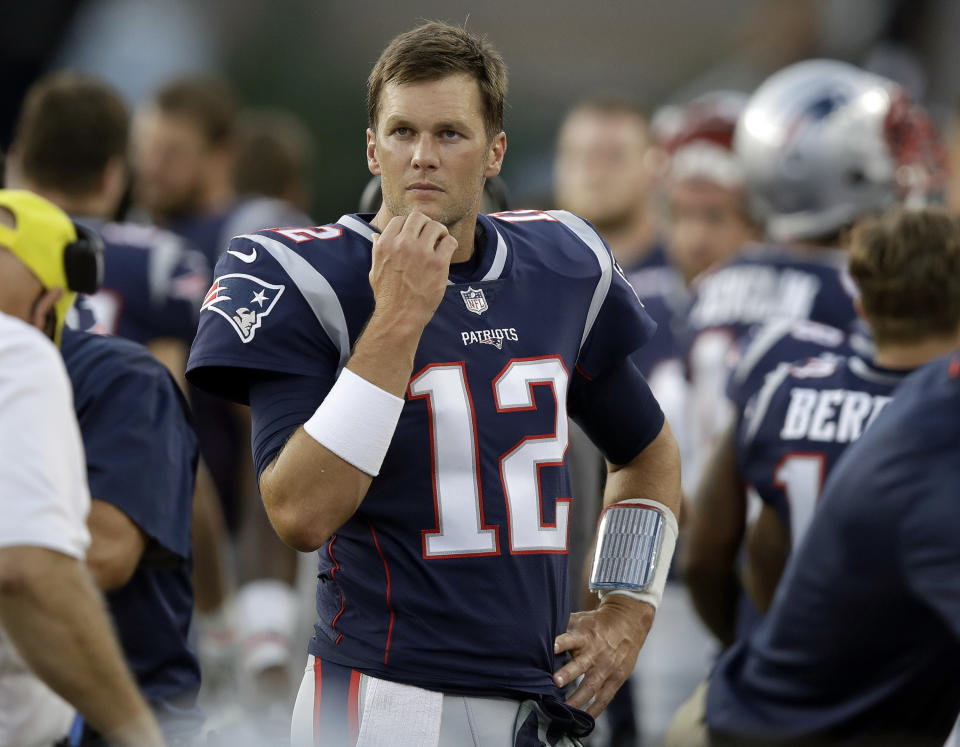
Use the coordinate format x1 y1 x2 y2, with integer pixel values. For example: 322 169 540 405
131 107 211 219
367 74 505 229
554 109 652 230
667 178 756 284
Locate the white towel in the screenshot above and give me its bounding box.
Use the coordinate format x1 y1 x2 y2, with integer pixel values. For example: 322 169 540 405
355 676 443 747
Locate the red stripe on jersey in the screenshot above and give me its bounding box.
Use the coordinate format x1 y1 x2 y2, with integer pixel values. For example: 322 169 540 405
368 523 395 665
312 657 322 745
348 669 362 742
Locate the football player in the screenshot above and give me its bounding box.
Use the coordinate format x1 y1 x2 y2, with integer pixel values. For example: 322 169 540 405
186 21 682 746
683 59 948 644
688 207 960 647
667 210 960 746
680 59 947 486
6 72 211 381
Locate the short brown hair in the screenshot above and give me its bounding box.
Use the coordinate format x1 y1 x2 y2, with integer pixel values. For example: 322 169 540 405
153 76 236 146
13 72 129 196
848 207 960 344
367 21 507 140
233 108 315 200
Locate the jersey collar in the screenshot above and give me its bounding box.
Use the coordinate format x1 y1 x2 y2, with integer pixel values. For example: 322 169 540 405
337 213 509 285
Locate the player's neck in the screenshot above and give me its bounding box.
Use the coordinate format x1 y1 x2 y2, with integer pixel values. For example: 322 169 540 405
874 332 960 370
595 209 657 267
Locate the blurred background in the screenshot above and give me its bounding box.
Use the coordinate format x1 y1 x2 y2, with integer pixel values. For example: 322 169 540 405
3 0 958 218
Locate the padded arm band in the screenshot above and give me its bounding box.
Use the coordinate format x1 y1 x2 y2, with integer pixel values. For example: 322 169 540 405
589 498 679 610
303 367 405 476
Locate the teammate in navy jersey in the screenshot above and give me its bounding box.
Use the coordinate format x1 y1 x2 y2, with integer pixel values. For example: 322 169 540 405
188 22 681 746
61 327 203 744
681 59 947 490
667 207 960 746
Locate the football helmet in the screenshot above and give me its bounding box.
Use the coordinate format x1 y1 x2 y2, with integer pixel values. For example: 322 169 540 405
653 90 749 188
734 59 948 242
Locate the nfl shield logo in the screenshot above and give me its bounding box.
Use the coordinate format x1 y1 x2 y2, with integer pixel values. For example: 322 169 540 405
460 287 488 315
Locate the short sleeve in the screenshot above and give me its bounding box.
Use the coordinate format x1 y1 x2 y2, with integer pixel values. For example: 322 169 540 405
568 354 665 465
0 320 90 558
73 340 197 559
249 371 336 479
561 216 657 380
186 234 342 404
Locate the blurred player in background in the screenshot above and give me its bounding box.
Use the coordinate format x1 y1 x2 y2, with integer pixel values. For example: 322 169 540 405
668 208 960 747
0 189 164 747
234 107 317 216
5 72 211 384
682 59 949 646
4 71 233 700
133 76 311 705
686 208 958 646
187 21 681 745
681 59 946 489
651 90 758 487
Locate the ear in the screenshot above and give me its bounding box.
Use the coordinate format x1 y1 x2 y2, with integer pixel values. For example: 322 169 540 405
367 129 382 176
100 156 128 209
30 287 62 337
853 295 866 323
484 131 507 178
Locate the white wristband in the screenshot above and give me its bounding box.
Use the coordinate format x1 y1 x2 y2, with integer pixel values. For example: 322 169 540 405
303 367 405 476
593 498 679 610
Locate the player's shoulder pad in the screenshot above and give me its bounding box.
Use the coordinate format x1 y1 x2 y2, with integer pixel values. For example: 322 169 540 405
99 220 184 252
490 209 613 264
61 328 180 401
734 318 847 388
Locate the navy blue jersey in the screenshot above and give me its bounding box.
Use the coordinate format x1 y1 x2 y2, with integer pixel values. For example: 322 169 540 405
737 352 909 548
70 218 210 346
186 210 661 699
622 242 689 381
726 318 855 414
167 196 311 266
61 328 202 735
685 243 858 349
707 351 960 746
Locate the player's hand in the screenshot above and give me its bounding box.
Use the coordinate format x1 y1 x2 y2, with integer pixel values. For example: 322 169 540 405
552 594 655 717
368 212 458 334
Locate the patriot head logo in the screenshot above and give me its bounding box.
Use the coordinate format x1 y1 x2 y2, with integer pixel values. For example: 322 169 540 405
201 273 285 343
460 286 488 315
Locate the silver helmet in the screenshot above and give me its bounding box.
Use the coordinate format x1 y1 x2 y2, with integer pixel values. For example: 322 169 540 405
734 59 947 242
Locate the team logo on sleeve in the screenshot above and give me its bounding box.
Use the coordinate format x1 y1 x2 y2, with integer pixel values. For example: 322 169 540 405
201 273 285 343
460 287 488 315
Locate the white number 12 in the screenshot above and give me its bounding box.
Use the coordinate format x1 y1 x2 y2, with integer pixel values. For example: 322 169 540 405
408 356 570 558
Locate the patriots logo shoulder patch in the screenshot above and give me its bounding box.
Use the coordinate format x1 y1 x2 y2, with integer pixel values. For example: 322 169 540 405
201 273 285 343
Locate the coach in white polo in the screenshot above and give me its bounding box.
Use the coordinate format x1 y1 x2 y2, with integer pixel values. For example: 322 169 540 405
0 190 164 747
